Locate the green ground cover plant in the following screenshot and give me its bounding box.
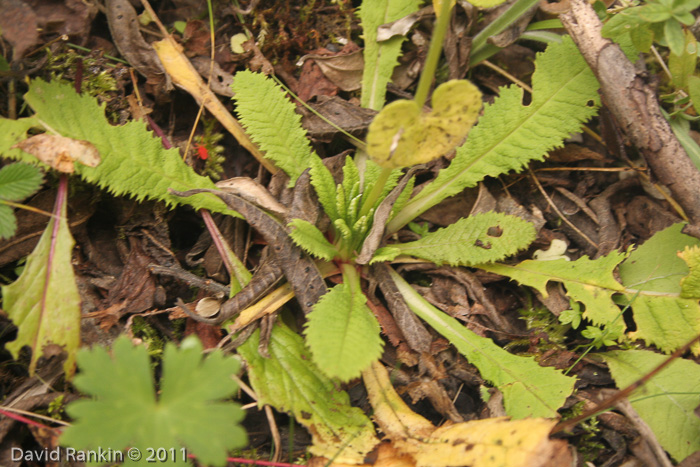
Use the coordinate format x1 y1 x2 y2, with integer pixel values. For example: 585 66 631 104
1 0 700 464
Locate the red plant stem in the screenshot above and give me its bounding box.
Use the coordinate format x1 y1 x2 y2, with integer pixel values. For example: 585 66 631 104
145 115 173 149
201 209 234 277
0 408 52 430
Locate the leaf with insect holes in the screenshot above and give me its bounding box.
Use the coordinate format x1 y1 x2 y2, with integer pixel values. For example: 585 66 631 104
3 192 80 378
61 336 246 466
603 349 700 462
0 162 43 239
372 212 535 266
305 282 383 381
238 322 379 463
367 80 482 169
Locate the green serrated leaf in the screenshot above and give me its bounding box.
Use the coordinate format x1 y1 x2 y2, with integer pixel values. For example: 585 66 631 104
389 36 600 231
603 349 700 462
61 336 246 466
360 0 422 110
638 3 673 22
342 155 360 201
394 212 535 266
367 80 482 169
0 162 43 201
389 268 575 418
389 175 414 221
304 282 383 381
481 251 629 339
0 204 17 239
231 70 314 184
288 218 338 261
8 80 229 215
310 155 339 221
238 322 379 463
2 194 80 377
370 246 402 264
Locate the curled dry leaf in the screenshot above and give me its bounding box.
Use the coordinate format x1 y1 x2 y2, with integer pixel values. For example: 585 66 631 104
14 134 100 173
216 177 288 217
298 45 364 92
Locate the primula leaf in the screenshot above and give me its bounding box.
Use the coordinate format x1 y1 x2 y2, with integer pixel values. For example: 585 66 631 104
388 268 575 418
375 212 536 266
61 336 246 466
366 80 482 169
2 193 80 377
359 0 422 110
288 218 338 261
238 323 379 463
231 70 315 185
481 251 629 339
389 36 600 231
603 349 700 462
10 80 229 214
304 282 383 381
309 155 340 221
0 162 43 201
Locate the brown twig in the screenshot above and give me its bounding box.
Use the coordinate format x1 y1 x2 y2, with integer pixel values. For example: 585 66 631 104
559 0 700 225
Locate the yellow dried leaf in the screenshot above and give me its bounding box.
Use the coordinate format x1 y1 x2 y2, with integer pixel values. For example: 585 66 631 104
366 80 482 169
358 361 571 467
14 134 100 173
152 38 275 172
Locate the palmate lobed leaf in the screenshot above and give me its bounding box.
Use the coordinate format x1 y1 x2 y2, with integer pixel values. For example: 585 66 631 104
304 282 383 381
238 322 379 463
373 212 536 266
2 195 80 377
61 336 246 466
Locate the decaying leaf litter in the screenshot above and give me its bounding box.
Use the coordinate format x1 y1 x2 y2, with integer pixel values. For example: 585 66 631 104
1 0 700 466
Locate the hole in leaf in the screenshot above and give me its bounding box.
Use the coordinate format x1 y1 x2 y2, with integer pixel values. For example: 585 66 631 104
487 225 503 237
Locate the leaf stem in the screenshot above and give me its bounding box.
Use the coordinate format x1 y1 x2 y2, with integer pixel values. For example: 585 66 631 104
413 0 454 109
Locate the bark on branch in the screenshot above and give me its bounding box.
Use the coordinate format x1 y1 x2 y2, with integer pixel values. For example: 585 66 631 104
560 0 700 225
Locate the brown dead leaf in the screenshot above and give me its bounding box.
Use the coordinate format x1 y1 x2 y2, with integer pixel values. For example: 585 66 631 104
299 95 377 142
298 43 364 92
105 0 168 87
296 55 339 102
0 0 39 60
216 177 288 217
376 7 433 42
182 19 211 57
27 0 96 39
14 134 100 173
